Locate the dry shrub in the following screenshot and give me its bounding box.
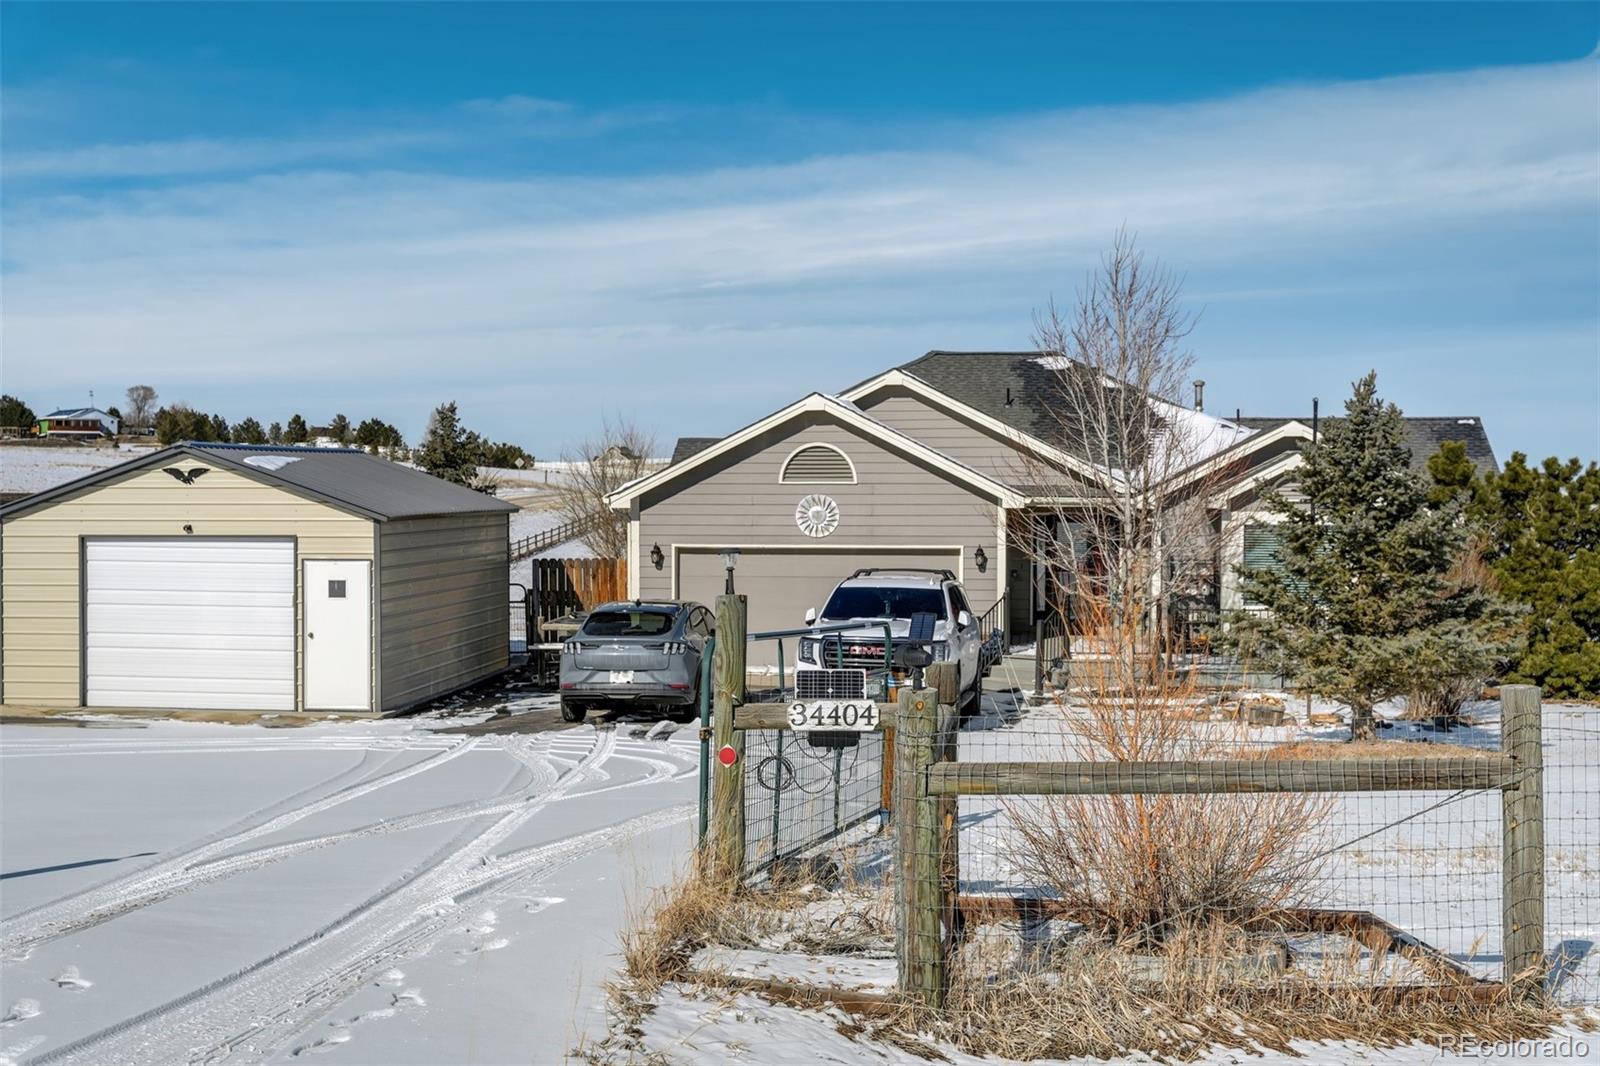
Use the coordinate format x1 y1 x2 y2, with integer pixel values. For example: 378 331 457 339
937 922 1573 1062
617 844 894 995
1004 658 1331 948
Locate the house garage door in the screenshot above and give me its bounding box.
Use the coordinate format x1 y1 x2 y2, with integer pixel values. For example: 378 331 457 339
675 547 961 661
85 538 295 710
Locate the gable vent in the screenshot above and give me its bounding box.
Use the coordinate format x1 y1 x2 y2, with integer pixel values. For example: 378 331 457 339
781 443 855 484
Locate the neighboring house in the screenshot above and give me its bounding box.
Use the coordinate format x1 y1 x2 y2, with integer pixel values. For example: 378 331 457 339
606 351 1496 654
1 442 516 714
36 407 120 439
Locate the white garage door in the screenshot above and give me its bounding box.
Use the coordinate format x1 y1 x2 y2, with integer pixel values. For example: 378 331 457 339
85 538 295 710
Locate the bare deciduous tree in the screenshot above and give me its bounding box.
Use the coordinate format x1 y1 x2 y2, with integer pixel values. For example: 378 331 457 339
1013 231 1243 668
555 417 658 558
124 385 158 430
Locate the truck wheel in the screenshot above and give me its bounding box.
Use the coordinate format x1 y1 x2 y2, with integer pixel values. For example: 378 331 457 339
560 699 587 723
957 679 982 721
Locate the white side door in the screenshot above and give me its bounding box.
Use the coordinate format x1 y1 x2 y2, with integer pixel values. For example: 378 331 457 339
303 559 372 711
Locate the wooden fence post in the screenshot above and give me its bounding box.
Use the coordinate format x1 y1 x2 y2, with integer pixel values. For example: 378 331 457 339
927 663 961 951
1501 684 1545 1001
711 594 748 882
894 684 945 1008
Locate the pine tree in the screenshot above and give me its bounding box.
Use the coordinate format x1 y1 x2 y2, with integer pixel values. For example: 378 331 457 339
285 414 309 444
1227 372 1519 739
268 421 284 444
1462 453 1600 698
328 413 352 444
0 395 37 432
232 417 268 444
415 402 479 486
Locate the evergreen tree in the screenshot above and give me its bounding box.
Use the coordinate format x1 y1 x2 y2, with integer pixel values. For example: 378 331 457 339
1453 452 1600 699
415 402 479 486
268 421 284 444
154 405 210 444
328 413 352 444
0 395 37 432
207 413 230 441
1226 372 1519 739
354 417 405 456
285 414 309 444
232 417 268 444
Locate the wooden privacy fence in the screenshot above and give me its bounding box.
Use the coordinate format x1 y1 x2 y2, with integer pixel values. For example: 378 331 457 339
532 557 627 622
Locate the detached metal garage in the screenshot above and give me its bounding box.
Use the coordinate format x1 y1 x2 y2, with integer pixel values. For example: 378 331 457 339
1 442 515 714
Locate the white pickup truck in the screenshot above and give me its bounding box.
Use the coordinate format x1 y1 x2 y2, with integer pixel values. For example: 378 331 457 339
793 568 996 717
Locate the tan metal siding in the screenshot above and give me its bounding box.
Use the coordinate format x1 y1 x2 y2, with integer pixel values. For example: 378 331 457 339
1 464 371 708
637 412 1001 625
377 513 509 711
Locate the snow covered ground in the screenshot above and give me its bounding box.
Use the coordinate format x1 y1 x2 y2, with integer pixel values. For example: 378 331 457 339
0 706 700 1065
0 445 155 494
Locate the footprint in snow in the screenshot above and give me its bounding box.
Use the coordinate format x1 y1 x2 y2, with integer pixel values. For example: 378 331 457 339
524 897 564 915
374 968 406 988
391 988 426 1009
0 1000 40 1026
462 937 510 955
52 967 92 992
290 1028 352 1056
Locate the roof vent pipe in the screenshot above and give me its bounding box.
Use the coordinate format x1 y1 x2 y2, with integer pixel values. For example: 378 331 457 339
1193 380 1205 412
1004 387 1014 407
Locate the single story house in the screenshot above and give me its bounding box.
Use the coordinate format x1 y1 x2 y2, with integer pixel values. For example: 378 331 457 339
607 351 1496 652
37 407 121 439
1 442 516 714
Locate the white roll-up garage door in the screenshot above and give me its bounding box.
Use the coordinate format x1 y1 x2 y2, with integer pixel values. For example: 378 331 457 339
85 538 295 710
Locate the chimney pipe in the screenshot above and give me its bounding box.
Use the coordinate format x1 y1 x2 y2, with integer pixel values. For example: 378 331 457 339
1193 379 1205 412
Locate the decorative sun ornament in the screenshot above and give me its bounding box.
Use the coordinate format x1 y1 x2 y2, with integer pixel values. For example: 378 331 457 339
795 494 840 538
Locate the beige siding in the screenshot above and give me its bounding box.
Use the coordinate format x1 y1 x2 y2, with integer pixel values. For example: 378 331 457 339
854 385 1047 486
377 513 509 711
1 464 371 708
637 412 1004 649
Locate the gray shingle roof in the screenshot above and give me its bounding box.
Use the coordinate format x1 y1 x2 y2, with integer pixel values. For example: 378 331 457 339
1235 416 1498 474
891 351 1081 444
0 442 517 522
669 437 721 465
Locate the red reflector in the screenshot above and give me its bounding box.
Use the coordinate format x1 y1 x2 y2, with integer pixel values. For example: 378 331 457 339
668 683 689 690
717 745 738 767
560 683 574 689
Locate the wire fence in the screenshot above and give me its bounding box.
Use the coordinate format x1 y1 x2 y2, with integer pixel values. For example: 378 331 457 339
938 687 1598 1006
740 727 884 879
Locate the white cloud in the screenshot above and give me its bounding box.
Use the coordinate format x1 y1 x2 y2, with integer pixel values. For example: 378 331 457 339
3 131 440 179
2 59 1595 455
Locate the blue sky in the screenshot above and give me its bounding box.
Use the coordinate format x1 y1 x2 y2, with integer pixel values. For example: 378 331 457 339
3 2 1597 460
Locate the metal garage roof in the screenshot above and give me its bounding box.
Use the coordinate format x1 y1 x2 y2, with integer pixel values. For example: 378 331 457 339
0 442 518 522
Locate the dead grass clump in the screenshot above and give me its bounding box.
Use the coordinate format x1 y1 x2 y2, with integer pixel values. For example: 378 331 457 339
934 924 1575 1062
618 845 895 995
1254 737 1495 760
1006 662 1332 949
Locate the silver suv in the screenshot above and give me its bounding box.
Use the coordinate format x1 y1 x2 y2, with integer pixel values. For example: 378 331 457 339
794 569 986 716
559 600 713 723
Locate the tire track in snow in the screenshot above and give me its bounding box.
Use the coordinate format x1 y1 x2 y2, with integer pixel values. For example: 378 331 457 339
0 738 481 960
33 729 649 1066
